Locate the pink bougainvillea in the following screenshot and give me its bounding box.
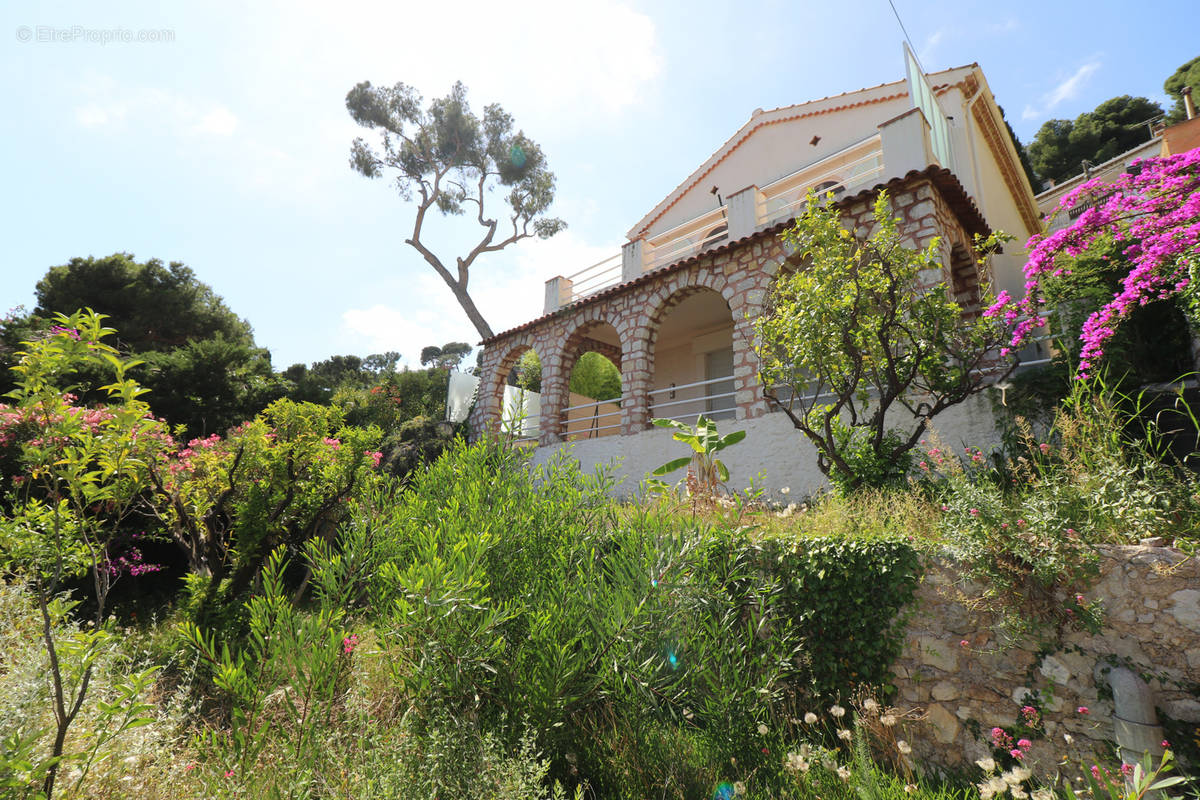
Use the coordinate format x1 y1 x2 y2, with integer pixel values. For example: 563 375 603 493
986 149 1200 379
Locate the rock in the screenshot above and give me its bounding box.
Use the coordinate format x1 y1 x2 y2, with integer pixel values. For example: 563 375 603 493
1166 589 1200 632
915 636 958 672
1038 655 1071 685
1012 686 1036 705
1186 648 1200 672
931 681 960 702
1162 699 1200 723
927 703 960 743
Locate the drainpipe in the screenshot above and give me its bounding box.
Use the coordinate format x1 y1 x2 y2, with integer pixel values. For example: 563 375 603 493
1183 86 1196 121
963 88 989 222
1093 664 1166 770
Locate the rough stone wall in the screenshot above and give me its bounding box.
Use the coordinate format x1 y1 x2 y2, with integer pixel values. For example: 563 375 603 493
470 176 982 456
894 546 1200 778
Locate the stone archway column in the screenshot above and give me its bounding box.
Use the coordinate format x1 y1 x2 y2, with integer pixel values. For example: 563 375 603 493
537 349 568 445
621 336 653 435
469 346 505 438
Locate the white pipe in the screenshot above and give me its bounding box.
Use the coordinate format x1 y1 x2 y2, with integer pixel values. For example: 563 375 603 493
1094 664 1165 771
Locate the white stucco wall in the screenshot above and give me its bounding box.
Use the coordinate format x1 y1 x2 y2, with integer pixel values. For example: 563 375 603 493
530 391 1004 501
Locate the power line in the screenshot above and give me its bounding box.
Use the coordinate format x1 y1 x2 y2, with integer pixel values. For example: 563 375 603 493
888 0 922 72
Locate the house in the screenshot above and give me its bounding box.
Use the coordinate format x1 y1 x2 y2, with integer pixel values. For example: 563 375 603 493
466 51 1042 497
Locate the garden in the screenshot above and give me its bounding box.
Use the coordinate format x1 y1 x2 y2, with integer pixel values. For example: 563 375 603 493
1 150 1199 799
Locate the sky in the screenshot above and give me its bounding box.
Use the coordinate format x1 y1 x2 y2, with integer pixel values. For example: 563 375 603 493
2 1 1196 370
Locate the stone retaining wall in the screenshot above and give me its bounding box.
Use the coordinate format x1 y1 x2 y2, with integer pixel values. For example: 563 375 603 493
893 545 1200 778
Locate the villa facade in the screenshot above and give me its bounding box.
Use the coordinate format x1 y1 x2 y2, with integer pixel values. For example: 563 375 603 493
466 54 1043 497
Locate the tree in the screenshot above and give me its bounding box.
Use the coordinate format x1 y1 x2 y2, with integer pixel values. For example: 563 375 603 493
345 81 566 340
0 311 167 798
35 253 253 351
1164 55 1200 124
994 149 1200 379
420 341 472 370
754 192 1012 493
1028 96 1164 185
20 253 280 438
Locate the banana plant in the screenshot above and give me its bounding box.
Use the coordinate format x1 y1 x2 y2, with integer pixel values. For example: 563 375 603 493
648 415 746 496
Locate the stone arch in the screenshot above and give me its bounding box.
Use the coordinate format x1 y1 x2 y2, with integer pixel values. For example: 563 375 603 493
479 337 542 441
550 316 627 442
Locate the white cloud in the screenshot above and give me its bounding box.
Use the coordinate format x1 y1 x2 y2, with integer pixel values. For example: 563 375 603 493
255 0 662 124
73 73 239 137
1022 60 1101 120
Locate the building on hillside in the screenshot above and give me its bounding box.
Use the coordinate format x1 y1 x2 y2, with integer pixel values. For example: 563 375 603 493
464 51 1043 498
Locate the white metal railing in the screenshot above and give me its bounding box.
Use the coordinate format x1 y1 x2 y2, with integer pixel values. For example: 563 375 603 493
645 207 729 270
550 135 886 305
566 253 622 302
500 412 541 444
563 396 623 441
761 145 885 224
648 375 737 423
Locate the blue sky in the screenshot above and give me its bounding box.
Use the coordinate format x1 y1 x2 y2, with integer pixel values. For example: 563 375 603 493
2 1 1196 369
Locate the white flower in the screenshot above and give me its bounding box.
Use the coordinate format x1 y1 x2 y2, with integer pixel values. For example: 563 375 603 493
975 757 997 773
1063 733 1073 745
905 785 918 794
880 714 898 727
986 777 1008 797
785 752 811 773
829 704 846 718
837 765 852 782
1002 767 1032 786
896 740 912 755
837 728 853 741
757 722 768 736
781 486 791 495
1011 788 1028 800
862 698 880 713
1033 790 1054 800
804 711 818 725
733 781 746 796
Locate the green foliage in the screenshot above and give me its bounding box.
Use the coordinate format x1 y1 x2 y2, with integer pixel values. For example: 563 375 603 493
1164 55 1200 125
34 254 253 352
1028 96 1163 185
516 349 542 392
648 414 746 496
770 538 922 698
569 352 621 401
934 377 1200 632
17 254 280 439
149 398 384 620
513 349 620 401
420 342 472 370
0 311 167 798
755 191 1011 493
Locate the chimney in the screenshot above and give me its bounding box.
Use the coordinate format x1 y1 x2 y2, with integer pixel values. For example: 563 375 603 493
1184 86 1196 121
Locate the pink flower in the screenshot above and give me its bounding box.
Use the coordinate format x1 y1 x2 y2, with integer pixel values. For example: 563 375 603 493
1077 706 1089 714
1016 519 1026 527
1120 763 1134 776
322 437 341 450
1038 443 1050 455
1017 739 1032 750
969 508 979 517
184 763 197 771
224 769 235 778
1091 766 1101 780
960 639 970 648
1161 739 1170 748
1010 749 1024 760
343 634 359 654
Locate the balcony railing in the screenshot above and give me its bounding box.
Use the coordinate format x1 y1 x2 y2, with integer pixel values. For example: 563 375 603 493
563 396 622 441
648 375 737 424
565 253 623 303
760 141 885 224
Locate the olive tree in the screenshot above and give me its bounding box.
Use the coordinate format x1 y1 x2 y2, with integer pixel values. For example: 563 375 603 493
754 192 1013 493
346 81 566 340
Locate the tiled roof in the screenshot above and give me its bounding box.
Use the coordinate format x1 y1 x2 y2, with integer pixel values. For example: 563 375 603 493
481 166 989 346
